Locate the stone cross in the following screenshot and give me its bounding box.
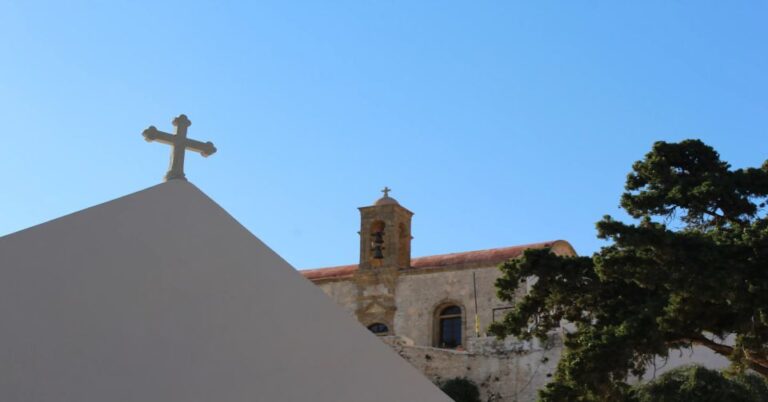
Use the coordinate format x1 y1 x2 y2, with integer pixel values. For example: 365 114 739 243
142 114 217 181
381 187 391 197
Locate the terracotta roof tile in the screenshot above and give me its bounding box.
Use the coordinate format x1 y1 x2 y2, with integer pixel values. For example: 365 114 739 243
301 264 358 281
301 240 571 281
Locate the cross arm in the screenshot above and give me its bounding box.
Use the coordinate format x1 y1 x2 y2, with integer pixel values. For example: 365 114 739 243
142 126 175 144
142 126 216 157
184 138 217 157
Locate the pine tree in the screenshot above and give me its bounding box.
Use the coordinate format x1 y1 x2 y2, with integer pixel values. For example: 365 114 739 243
491 140 768 401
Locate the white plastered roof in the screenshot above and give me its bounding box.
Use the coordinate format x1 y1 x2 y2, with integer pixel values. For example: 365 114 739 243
0 180 450 402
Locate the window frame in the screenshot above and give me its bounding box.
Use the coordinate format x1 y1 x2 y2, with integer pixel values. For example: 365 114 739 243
367 322 390 336
432 302 465 349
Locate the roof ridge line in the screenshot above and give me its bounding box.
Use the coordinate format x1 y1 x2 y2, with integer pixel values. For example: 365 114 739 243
301 240 570 281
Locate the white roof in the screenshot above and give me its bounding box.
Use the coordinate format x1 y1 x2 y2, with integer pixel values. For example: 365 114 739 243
0 180 450 402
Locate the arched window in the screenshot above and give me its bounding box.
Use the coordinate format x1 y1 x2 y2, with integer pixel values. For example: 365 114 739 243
437 305 463 349
367 323 389 336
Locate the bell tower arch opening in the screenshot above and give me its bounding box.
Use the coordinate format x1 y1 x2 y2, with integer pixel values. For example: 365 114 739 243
369 220 386 264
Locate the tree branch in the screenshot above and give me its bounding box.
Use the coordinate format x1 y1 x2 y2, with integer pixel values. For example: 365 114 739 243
685 335 732 356
674 335 768 378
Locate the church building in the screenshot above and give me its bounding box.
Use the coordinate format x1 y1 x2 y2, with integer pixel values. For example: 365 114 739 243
302 190 577 401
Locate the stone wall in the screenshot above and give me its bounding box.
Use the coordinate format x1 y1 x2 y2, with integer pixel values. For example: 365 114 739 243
308 242 578 401
314 280 357 315
383 336 561 402
314 264 561 401
395 265 519 347
314 263 520 345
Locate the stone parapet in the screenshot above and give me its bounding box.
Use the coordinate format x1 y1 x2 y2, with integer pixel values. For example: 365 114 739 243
379 335 562 402
466 335 561 355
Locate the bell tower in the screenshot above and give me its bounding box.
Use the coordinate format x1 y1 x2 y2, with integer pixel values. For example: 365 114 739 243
353 187 414 334
358 187 413 271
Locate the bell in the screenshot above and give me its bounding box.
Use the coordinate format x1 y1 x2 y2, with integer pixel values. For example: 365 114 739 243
372 231 384 244
373 245 384 259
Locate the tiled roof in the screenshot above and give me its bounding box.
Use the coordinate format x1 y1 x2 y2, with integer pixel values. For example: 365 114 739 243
301 240 571 281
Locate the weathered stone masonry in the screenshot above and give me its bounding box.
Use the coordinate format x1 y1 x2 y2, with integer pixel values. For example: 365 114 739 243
301 192 576 401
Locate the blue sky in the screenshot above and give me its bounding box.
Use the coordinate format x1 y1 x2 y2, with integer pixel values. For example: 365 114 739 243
1 1 766 269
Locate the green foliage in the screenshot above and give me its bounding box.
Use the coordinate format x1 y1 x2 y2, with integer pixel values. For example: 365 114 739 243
439 377 481 402
491 140 768 401
632 365 768 402
733 370 768 400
